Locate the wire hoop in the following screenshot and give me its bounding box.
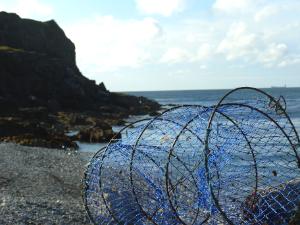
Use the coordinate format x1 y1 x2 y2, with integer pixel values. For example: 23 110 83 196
83 87 300 225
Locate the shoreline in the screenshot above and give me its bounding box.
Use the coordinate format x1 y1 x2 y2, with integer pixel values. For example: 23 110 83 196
0 143 93 224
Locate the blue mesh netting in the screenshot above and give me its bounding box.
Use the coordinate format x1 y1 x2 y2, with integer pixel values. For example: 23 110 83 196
83 88 300 225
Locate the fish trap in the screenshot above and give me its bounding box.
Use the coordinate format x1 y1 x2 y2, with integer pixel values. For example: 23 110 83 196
83 87 300 225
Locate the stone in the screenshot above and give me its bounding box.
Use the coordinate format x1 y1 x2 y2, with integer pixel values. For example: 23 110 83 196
74 122 120 143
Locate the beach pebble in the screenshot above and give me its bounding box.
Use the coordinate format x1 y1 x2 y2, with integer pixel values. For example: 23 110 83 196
0 142 93 224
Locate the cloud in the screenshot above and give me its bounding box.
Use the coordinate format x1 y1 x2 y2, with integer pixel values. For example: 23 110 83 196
195 43 213 61
160 47 190 64
278 55 300 67
135 0 186 16
0 0 53 19
213 0 254 13
65 16 162 73
160 43 213 65
258 43 288 66
215 21 295 67
254 5 279 22
65 1 300 75
217 22 257 61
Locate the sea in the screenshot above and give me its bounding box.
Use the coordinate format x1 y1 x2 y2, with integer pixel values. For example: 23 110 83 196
78 87 300 152
129 87 300 131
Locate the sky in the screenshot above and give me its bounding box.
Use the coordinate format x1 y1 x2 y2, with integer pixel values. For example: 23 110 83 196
1 0 300 91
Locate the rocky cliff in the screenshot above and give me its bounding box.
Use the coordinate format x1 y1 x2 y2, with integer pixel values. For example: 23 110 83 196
0 11 160 149
0 11 159 115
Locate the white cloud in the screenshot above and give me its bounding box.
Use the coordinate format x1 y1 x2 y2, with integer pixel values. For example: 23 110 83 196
258 43 288 66
216 22 293 67
254 5 280 22
217 22 257 61
195 43 213 60
66 16 162 73
213 0 254 13
0 0 53 19
200 64 207 70
64 1 300 76
160 47 190 64
160 44 213 65
278 55 300 67
135 0 186 16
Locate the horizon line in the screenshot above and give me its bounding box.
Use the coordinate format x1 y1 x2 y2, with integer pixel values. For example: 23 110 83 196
117 86 300 93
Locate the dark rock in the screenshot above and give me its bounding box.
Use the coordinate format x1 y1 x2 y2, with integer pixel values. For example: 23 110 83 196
47 99 61 112
0 134 78 149
56 112 101 128
149 111 160 117
0 11 160 115
74 121 120 143
0 96 18 115
0 110 77 149
115 119 126 126
0 11 160 149
0 11 75 65
17 107 49 120
0 117 47 137
98 82 108 92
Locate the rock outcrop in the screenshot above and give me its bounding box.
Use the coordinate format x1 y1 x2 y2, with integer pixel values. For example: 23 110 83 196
0 11 160 149
0 11 160 114
0 107 78 149
74 121 120 143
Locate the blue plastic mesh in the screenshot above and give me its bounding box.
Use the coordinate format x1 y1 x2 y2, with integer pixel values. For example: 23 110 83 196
83 88 300 225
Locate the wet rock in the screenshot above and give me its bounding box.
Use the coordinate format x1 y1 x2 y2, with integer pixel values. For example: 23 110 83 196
0 115 77 150
149 111 160 117
74 121 120 143
0 134 78 149
17 107 49 120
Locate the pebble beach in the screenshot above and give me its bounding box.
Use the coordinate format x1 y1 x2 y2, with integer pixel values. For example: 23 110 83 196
0 143 93 224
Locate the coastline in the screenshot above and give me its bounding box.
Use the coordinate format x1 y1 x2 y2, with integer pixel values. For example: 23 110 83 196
0 143 93 224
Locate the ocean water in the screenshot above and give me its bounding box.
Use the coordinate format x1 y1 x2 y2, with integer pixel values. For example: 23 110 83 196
79 88 300 152
128 87 300 133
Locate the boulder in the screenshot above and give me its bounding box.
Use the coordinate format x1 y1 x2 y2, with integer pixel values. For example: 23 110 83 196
0 113 77 150
74 122 120 143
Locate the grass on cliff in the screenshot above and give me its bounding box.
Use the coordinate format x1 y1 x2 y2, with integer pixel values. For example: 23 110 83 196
0 45 24 52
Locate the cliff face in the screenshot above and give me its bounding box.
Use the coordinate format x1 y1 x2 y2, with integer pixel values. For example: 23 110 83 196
0 11 160 149
0 12 75 65
0 11 159 115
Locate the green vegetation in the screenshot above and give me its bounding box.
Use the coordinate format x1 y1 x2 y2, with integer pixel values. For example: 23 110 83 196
0 45 23 52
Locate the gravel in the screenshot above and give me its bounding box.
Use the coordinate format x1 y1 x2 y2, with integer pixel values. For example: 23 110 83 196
0 143 94 224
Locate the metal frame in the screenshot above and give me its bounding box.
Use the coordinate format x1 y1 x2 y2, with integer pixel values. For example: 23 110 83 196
83 87 300 225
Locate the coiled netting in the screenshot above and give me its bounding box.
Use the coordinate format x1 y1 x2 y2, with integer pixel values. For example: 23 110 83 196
83 87 300 225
